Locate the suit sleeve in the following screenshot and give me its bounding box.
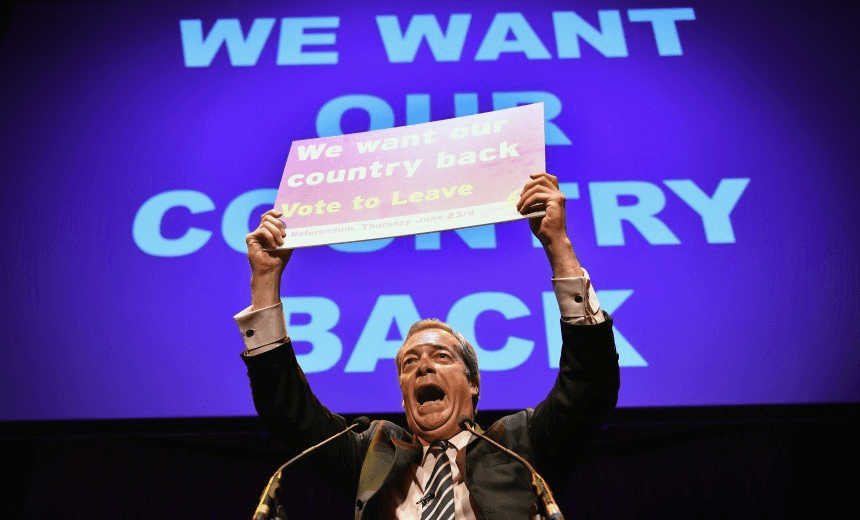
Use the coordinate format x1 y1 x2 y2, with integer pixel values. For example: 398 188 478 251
527 313 620 481
242 341 366 492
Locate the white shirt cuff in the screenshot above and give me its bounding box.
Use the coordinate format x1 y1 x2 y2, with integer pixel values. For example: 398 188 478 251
233 301 288 354
551 267 605 325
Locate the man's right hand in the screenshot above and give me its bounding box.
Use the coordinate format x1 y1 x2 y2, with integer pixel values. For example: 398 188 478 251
246 209 293 309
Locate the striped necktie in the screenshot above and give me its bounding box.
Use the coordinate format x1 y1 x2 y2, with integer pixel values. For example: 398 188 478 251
421 441 456 520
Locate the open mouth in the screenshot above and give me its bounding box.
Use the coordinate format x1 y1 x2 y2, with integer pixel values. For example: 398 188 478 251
416 384 446 406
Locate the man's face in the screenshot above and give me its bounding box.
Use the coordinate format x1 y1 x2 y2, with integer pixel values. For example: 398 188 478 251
398 328 478 444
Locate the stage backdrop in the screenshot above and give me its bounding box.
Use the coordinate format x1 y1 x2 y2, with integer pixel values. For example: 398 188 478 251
1 0 858 420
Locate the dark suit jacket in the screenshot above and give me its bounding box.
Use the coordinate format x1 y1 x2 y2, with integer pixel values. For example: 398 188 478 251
243 316 619 519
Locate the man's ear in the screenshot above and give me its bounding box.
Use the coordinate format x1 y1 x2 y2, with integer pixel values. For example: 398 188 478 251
469 377 479 396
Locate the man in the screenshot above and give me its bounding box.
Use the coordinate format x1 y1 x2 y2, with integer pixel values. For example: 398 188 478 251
236 173 620 519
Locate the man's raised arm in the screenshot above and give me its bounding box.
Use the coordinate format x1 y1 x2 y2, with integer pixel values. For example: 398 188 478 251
233 210 364 487
516 173 619 486
234 209 292 355
517 172 605 325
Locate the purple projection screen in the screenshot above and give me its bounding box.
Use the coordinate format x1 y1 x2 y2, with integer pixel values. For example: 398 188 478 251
1 0 858 421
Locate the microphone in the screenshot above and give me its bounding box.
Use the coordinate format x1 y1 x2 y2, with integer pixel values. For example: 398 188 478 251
253 416 371 520
458 417 564 520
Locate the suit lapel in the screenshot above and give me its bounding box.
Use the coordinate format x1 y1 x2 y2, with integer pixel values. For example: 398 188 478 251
356 433 422 511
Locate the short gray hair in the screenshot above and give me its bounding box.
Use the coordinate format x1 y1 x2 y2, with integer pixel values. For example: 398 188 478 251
396 318 481 412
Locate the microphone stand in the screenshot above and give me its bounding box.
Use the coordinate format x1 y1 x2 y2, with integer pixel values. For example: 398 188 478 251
460 418 564 520
252 417 370 520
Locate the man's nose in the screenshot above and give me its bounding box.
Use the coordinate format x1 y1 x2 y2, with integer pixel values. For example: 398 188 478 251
416 356 435 375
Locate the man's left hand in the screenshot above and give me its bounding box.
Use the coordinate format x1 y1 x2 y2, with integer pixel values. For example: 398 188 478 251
517 172 584 278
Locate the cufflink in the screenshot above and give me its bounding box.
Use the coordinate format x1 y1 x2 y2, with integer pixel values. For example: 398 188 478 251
245 329 255 338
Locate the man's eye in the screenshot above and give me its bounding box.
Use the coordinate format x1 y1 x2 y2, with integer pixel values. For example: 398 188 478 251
438 353 450 359
404 358 416 365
